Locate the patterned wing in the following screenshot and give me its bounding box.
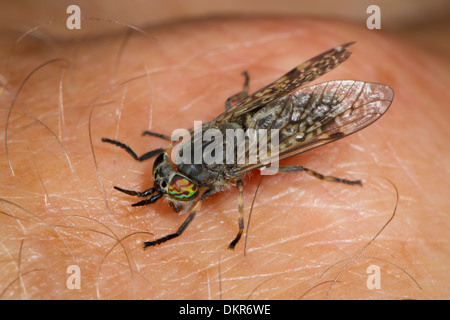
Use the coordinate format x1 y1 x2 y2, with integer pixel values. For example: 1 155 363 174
214 42 355 124
231 80 394 174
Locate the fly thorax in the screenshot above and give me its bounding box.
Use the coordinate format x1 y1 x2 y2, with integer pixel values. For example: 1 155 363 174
174 125 235 187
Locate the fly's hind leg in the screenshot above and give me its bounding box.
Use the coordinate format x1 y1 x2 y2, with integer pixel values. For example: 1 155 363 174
225 71 249 111
278 166 362 186
228 179 245 250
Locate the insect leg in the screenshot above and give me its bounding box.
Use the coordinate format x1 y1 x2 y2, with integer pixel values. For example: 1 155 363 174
143 189 215 249
131 193 163 206
278 166 362 186
143 202 199 248
228 179 244 250
113 186 155 197
225 71 249 111
142 131 171 141
101 137 164 161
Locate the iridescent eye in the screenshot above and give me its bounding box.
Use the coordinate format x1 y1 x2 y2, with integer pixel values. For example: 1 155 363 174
168 174 199 201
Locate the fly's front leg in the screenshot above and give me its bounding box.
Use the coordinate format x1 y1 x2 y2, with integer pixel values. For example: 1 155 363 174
143 188 215 249
101 137 164 162
278 166 362 186
112 186 163 206
114 186 155 197
228 179 244 250
225 71 249 111
143 199 202 248
142 130 171 141
102 129 170 161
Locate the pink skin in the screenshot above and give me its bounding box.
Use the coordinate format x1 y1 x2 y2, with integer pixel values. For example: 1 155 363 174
1 17 449 299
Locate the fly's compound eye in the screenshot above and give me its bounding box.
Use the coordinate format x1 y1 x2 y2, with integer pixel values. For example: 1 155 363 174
168 174 199 201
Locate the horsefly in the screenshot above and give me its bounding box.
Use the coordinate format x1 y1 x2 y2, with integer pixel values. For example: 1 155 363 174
102 42 393 250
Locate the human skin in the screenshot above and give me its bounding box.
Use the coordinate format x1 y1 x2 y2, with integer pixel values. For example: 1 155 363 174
0 16 449 300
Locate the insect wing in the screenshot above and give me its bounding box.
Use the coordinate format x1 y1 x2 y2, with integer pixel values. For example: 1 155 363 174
214 42 355 124
231 80 394 174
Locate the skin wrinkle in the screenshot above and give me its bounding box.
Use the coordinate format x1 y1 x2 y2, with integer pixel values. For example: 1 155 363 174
386 132 446 223
387 140 428 198
1 16 448 299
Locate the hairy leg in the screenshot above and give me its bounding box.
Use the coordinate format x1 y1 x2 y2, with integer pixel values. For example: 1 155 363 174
1 16 448 300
